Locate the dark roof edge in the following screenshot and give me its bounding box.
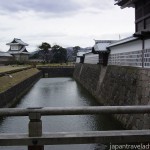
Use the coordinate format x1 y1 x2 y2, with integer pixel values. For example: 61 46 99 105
115 0 137 8
107 36 139 48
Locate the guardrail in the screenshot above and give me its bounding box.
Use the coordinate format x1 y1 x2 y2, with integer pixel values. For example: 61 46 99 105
0 106 150 150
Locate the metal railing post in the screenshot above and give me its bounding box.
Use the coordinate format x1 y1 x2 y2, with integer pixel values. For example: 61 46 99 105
28 110 44 150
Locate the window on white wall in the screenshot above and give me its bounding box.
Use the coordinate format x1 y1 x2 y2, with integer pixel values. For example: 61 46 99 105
11 46 19 50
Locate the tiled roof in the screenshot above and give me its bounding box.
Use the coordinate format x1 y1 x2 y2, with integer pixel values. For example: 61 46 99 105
6 38 28 46
77 50 91 57
108 36 138 48
84 51 93 55
94 40 116 52
77 52 87 57
0 52 13 57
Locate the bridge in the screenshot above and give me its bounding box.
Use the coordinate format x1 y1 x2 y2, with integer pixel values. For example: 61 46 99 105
0 105 150 150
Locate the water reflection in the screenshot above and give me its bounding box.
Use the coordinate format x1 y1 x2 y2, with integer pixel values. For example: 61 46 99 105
0 78 123 150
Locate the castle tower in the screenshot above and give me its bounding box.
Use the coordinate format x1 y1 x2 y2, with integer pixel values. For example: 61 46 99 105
116 0 150 37
6 38 30 62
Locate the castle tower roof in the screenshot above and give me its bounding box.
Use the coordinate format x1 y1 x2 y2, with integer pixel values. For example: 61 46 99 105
6 38 28 46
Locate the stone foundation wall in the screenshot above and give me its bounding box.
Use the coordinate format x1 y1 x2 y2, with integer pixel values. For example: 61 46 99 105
38 67 74 77
74 63 101 96
0 70 42 108
73 64 150 129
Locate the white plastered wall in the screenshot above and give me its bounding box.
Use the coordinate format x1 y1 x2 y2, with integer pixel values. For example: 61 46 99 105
110 40 142 54
84 53 99 64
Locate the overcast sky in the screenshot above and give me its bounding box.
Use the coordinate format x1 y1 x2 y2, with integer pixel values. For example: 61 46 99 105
0 0 134 52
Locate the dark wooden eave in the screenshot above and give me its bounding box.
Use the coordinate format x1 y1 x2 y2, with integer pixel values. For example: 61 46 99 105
115 0 138 8
133 30 150 38
116 0 130 6
12 39 18 43
92 48 109 54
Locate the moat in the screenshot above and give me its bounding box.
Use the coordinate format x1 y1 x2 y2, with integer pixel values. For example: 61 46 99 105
0 77 123 150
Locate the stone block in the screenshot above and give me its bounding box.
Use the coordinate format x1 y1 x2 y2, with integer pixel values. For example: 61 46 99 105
141 69 148 75
148 71 150 77
141 96 149 105
141 74 149 81
143 114 150 129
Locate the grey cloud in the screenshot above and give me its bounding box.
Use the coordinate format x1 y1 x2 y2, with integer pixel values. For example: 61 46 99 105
0 0 113 15
22 32 67 40
0 0 81 14
90 0 113 9
0 27 14 31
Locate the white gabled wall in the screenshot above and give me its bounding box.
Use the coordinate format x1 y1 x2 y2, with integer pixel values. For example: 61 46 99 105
11 45 19 51
10 45 22 51
145 39 150 49
108 38 150 68
108 39 143 67
76 57 80 63
84 53 99 64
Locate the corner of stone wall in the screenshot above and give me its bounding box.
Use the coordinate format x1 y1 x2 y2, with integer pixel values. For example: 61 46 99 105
73 63 101 97
74 64 150 129
97 65 150 129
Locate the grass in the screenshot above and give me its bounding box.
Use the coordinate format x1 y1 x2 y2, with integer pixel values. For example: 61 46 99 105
0 65 30 73
0 68 40 93
36 63 75 67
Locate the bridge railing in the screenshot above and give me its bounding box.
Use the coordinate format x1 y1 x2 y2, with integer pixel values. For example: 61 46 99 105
0 106 150 150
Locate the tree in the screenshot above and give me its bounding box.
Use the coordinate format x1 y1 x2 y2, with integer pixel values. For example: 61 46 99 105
66 48 74 63
38 42 51 63
51 45 67 63
29 52 40 59
72 46 80 61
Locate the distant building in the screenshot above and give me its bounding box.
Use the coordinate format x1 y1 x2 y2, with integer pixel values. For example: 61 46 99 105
116 0 150 37
6 38 30 62
76 0 150 67
108 36 144 67
108 0 150 68
0 51 14 65
76 41 116 65
93 40 116 66
84 51 99 64
75 48 92 63
76 51 86 63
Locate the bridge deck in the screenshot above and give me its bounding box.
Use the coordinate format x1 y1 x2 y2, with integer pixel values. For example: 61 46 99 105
0 130 150 146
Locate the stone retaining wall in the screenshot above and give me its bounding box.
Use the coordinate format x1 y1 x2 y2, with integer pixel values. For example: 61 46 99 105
73 64 150 129
38 67 74 77
73 63 101 96
0 69 42 108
